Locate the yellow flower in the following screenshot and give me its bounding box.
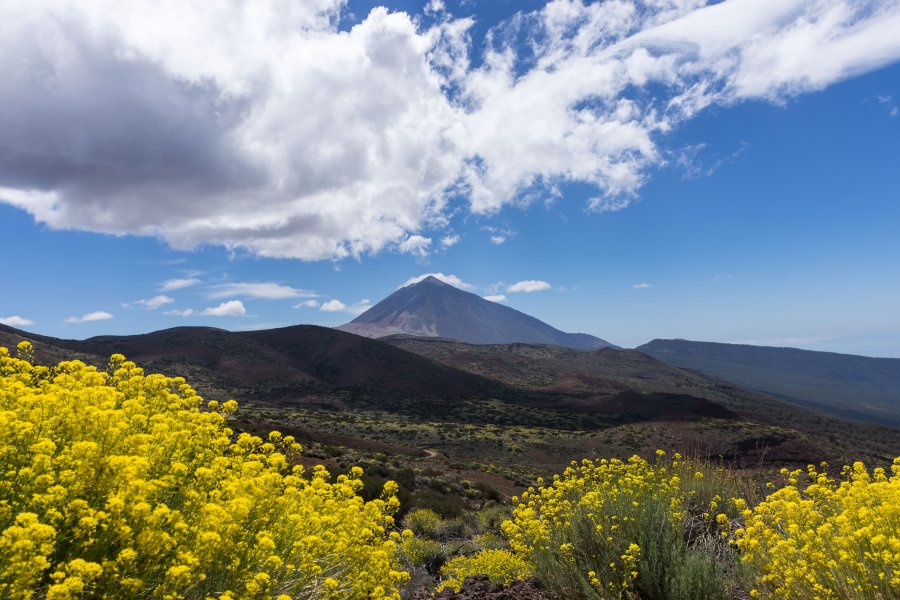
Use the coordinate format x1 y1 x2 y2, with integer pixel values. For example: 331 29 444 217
0 348 407 599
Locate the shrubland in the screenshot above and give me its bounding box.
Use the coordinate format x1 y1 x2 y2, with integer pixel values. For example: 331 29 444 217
443 453 899 599
1 343 897 599
0 343 406 599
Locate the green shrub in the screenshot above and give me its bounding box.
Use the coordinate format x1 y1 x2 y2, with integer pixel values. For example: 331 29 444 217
403 508 443 537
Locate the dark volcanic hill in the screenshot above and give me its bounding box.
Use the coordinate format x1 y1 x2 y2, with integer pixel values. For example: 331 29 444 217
0 323 503 401
638 339 900 427
337 276 614 350
3 323 898 467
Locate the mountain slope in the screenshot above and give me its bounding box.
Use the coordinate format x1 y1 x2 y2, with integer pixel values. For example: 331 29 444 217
638 339 900 426
384 337 900 462
4 323 898 468
338 276 614 350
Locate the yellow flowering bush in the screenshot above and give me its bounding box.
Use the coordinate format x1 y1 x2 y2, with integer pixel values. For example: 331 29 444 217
0 343 408 599
451 452 742 599
737 459 900 599
437 549 532 593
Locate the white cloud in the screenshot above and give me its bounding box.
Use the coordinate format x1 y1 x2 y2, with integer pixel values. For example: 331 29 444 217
483 294 507 303
208 282 316 300
0 3 464 261
400 273 473 289
484 227 514 245
127 295 175 310
318 298 371 314
588 196 633 213
0 315 33 327
440 234 460 248
320 299 347 312
202 300 247 316
166 300 247 317
632 283 652 289
673 142 747 180
398 235 432 258
877 95 899 117
349 300 373 315
507 280 552 293
2 1 899 260
161 278 201 292
64 311 113 323
293 299 321 309
425 0 446 16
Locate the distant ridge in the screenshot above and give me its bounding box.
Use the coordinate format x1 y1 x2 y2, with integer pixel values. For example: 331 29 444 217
638 338 900 426
338 276 615 350
4 322 898 465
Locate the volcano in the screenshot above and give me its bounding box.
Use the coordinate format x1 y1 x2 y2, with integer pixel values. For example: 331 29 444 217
337 276 614 350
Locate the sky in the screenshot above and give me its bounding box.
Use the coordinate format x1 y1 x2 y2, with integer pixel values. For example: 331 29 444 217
1 0 899 357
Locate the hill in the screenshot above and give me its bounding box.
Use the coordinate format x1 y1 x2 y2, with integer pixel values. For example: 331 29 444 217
638 339 900 427
0 323 505 403
338 275 614 350
382 337 899 465
2 323 898 477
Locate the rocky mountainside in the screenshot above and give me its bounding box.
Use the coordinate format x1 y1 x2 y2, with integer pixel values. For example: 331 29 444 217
338 276 614 350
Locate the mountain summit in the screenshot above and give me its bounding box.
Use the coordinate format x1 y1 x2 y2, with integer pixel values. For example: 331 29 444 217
337 276 614 350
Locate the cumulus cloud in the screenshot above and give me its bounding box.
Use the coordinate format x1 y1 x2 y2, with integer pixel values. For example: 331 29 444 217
161 278 201 292
632 282 652 289
507 280 552 293
319 298 372 315
400 273 473 289
208 282 316 300
483 294 507 303
320 299 347 312
166 300 247 317
440 234 460 248
64 311 113 323
202 300 247 316
293 299 321 309
2 1 899 260
397 235 432 258
0 315 33 327
125 295 175 310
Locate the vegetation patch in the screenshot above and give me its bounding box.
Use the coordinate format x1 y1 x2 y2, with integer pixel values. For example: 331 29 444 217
0 343 406 599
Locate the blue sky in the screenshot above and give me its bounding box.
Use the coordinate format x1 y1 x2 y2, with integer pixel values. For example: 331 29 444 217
1 0 899 357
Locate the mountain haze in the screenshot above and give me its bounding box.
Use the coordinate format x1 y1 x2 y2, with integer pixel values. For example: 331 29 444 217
639 339 900 426
338 276 614 350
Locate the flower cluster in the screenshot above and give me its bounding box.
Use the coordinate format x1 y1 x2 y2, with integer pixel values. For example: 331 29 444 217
437 549 532 593
736 459 900 599
451 452 738 599
0 343 407 599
